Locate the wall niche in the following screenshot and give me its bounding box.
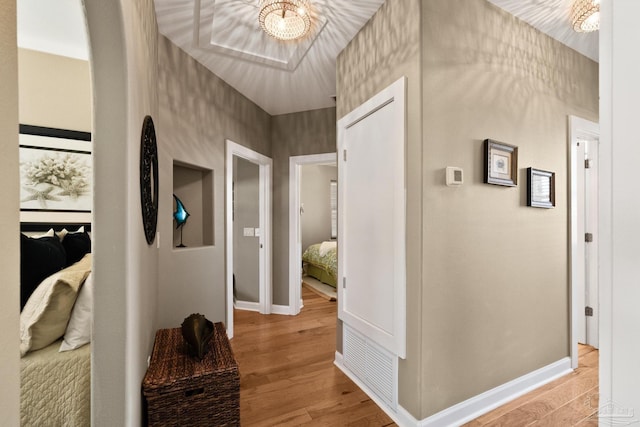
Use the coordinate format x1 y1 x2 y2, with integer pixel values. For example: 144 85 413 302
172 160 214 249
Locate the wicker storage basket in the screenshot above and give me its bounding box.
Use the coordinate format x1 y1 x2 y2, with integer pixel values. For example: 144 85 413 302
142 323 239 426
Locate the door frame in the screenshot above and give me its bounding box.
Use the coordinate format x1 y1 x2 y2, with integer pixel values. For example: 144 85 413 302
288 153 337 315
225 140 272 338
569 115 600 369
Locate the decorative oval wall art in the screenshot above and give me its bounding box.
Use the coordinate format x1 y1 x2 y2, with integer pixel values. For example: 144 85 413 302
140 115 159 245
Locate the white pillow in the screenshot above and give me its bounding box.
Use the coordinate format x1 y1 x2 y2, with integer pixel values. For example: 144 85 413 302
32 228 55 239
60 272 93 352
20 254 92 356
56 226 85 241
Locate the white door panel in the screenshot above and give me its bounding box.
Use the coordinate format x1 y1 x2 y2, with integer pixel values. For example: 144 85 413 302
338 77 406 358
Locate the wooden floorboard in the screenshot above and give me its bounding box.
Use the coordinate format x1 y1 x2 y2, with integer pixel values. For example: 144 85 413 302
231 289 599 426
465 345 599 427
231 288 396 426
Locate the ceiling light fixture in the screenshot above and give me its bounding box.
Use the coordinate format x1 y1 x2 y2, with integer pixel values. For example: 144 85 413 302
259 0 311 41
571 0 600 32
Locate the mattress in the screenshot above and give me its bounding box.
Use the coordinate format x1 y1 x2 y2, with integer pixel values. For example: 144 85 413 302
302 241 338 288
21 340 91 427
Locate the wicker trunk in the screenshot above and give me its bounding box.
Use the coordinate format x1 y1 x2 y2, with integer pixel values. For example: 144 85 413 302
142 323 240 426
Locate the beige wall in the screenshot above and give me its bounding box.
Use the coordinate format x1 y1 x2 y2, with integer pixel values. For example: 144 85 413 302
18 49 91 132
301 164 337 252
336 0 598 420
84 0 160 423
157 36 271 328
271 108 337 305
0 0 20 422
336 0 423 416
419 0 597 416
233 157 261 303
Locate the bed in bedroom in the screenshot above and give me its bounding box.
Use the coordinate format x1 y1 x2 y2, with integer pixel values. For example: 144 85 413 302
302 241 337 289
19 223 93 427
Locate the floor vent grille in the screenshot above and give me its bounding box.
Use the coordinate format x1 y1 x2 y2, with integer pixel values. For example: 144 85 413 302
343 325 397 409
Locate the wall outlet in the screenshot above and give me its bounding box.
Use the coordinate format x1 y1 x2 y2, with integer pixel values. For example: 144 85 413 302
254 228 261 237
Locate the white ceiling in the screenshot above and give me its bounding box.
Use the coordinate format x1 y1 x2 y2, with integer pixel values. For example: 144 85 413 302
17 0 598 116
487 0 598 62
17 0 89 61
155 0 387 115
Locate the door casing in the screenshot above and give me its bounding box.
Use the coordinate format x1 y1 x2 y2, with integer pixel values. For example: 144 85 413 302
288 153 337 315
225 140 272 338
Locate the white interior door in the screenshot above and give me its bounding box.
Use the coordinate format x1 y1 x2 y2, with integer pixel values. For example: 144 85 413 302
570 116 600 368
584 138 599 348
225 140 272 338
337 77 406 358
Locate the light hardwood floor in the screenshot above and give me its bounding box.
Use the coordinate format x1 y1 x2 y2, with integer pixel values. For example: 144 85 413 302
464 345 599 427
231 288 599 426
231 288 395 426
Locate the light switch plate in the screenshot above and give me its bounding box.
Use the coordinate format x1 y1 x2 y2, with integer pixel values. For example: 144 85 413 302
254 228 261 237
243 227 254 237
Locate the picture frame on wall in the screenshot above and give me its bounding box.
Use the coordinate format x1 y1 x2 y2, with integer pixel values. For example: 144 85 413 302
527 167 555 208
19 125 92 223
484 139 518 186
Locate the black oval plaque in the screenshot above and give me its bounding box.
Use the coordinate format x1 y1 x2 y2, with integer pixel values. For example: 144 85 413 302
140 115 158 245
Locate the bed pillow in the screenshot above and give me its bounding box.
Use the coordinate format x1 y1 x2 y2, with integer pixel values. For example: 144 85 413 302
61 230 91 266
20 233 67 310
55 226 85 241
20 253 92 357
60 271 93 352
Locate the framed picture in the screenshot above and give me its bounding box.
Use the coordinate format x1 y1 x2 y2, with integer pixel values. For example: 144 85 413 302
19 125 92 223
527 167 555 208
484 139 518 186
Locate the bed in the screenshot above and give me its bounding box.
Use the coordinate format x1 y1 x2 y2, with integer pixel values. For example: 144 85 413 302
302 241 338 288
19 224 93 427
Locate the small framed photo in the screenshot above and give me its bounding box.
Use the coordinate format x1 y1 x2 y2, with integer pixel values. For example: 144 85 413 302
527 167 555 208
484 139 518 186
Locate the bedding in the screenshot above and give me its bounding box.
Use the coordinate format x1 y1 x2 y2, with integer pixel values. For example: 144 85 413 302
20 253 92 356
302 241 337 288
21 340 91 427
19 224 93 427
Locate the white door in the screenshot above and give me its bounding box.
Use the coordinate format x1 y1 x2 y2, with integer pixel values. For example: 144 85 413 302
225 140 272 338
582 138 599 348
570 116 599 367
337 77 406 358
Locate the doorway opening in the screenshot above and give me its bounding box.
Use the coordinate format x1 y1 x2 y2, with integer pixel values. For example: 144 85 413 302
225 140 272 338
569 115 600 369
288 153 337 315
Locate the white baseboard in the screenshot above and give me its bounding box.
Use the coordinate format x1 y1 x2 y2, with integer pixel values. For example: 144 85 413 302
234 301 260 312
270 304 292 315
335 352 572 427
234 303 297 315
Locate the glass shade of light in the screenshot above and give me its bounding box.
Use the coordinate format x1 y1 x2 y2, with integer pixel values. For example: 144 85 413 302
572 0 600 32
259 0 311 41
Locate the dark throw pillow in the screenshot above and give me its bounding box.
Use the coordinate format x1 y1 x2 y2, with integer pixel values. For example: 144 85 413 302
20 234 67 310
62 231 92 266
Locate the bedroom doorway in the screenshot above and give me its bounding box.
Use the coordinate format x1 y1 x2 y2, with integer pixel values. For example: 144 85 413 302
288 153 337 315
225 140 272 338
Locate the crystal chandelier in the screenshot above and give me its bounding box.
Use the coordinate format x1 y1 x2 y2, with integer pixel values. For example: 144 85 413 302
571 0 600 32
258 0 311 41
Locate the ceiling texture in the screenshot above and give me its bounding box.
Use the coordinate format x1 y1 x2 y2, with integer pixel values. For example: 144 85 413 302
154 0 598 115
18 0 598 116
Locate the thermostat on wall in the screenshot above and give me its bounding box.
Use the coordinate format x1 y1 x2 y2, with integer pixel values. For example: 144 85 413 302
446 167 464 186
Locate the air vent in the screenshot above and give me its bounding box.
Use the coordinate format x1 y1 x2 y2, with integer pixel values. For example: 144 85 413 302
343 325 397 409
